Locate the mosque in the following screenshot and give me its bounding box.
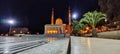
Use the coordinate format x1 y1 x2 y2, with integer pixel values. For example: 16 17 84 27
44 7 72 34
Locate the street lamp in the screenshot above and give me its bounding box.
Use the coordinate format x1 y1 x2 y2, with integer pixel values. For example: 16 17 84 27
72 12 79 27
8 20 15 36
72 12 78 20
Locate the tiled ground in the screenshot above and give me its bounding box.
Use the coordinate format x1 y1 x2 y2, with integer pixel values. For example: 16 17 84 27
17 38 69 54
71 36 120 54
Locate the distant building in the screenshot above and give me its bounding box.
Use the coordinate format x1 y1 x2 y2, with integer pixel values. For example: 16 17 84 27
44 7 72 34
10 28 29 34
45 18 66 34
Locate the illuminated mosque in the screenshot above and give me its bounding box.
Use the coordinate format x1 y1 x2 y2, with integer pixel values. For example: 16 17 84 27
44 7 72 34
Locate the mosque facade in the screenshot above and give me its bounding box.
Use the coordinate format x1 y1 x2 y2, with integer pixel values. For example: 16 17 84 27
44 7 72 34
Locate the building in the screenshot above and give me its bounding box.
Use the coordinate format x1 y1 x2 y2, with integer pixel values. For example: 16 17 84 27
44 7 72 34
10 28 29 34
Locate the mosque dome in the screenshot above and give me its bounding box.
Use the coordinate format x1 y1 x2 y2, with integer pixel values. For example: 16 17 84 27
55 18 63 24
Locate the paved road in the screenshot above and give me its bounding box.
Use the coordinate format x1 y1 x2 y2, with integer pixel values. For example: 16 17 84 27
0 34 64 54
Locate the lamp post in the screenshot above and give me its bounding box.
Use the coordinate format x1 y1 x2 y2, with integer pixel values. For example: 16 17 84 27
72 12 79 26
8 20 14 36
72 12 79 25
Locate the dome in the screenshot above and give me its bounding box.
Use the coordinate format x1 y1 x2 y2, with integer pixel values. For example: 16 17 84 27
55 18 63 24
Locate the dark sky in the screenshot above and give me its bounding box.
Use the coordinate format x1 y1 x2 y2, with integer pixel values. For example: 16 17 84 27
0 0 99 34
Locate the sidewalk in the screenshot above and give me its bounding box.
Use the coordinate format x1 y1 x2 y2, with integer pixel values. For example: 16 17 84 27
17 38 69 54
71 36 120 54
0 39 45 48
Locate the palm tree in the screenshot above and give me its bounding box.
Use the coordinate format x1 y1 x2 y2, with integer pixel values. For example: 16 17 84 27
72 20 79 28
80 11 107 36
72 21 85 35
72 21 79 35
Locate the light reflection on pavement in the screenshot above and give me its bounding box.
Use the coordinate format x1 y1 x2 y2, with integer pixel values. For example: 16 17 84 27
45 37 58 43
0 36 62 44
0 35 64 54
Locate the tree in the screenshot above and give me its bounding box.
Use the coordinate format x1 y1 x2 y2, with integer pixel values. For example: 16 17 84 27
72 21 85 35
80 11 107 36
72 21 79 28
98 0 120 21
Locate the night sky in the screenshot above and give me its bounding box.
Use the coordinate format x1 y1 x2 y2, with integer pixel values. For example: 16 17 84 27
0 0 99 34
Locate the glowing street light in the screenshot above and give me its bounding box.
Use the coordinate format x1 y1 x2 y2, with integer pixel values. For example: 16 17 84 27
72 12 78 20
7 19 15 35
86 27 90 30
8 20 14 25
72 14 77 19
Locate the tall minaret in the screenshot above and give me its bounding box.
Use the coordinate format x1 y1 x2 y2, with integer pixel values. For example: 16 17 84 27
51 8 54 25
68 6 71 25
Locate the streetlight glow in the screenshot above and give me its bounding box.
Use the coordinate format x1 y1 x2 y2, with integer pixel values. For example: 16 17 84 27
72 12 78 19
7 19 15 36
72 14 77 18
8 20 14 25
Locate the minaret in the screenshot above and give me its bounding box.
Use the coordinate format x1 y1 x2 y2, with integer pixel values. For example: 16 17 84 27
68 6 71 25
51 8 54 25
